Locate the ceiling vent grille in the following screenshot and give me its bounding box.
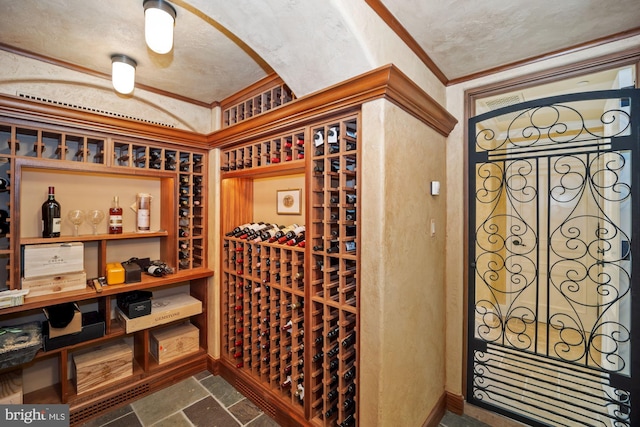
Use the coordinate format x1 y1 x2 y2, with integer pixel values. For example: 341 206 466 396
483 94 525 111
17 92 175 128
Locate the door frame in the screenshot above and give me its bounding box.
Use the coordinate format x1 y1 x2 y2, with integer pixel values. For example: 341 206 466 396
462 47 640 421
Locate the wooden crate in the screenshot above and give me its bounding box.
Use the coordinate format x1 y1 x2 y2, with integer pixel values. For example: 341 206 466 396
73 340 132 395
150 322 199 364
23 242 84 278
116 293 202 333
22 271 87 298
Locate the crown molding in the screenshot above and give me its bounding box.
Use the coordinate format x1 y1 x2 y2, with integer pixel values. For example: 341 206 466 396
208 64 457 148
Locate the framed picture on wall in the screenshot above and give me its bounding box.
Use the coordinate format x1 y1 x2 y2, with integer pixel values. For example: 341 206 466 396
277 189 301 215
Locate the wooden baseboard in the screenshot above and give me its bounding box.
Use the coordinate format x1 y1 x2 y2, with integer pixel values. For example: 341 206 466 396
207 354 220 375
422 392 447 427
446 391 464 415
216 358 310 427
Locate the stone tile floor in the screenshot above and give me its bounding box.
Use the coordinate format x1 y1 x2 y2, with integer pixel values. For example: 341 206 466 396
79 371 490 427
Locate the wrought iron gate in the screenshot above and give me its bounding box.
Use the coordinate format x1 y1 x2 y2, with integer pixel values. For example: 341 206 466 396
467 89 639 426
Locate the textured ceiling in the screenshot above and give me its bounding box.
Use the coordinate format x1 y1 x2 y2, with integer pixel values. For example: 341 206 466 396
0 0 637 105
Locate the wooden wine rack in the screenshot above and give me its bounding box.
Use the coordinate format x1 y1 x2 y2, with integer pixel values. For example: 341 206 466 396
111 141 207 271
308 115 359 427
221 129 306 173
0 120 208 290
222 239 306 412
222 83 295 128
220 113 360 426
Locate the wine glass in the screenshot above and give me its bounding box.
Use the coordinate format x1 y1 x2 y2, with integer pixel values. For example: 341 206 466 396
67 210 85 236
87 209 105 235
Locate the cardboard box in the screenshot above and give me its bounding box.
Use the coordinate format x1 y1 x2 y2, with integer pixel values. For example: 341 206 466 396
23 242 84 279
43 311 105 351
73 340 132 395
150 322 199 364
22 271 87 298
0 370 22 404
116 293 202 333
43 303 82 338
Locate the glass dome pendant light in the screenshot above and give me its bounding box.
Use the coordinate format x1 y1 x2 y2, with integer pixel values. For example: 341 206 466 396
111 55 137 95
143 0 177 54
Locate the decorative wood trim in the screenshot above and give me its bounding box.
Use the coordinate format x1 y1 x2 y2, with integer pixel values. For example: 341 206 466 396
364 0 448 85
0 43 211 108
449 27 640 86
446 391 464 415
208 64 457 148
421 392 447 427
0 94 208 148
220 73 289 111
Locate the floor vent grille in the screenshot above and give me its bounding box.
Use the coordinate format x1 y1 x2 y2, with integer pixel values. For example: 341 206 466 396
234 377 277 418
17 92 175 128
70 382 150 426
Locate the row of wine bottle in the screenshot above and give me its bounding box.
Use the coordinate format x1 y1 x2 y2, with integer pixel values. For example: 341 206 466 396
226 222 306 247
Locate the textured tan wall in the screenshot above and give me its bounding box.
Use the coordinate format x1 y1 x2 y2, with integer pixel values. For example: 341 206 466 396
0 50 213 134
360 99 447 426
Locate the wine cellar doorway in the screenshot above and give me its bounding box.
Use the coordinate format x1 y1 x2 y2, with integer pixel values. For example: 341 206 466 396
467 88 639 426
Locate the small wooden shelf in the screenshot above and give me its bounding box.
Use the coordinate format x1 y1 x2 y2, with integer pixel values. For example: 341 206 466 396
0 268 213 315
20 230 169 245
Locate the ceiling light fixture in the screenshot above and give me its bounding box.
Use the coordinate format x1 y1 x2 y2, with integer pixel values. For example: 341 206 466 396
111 55 137 95
143 0 177 54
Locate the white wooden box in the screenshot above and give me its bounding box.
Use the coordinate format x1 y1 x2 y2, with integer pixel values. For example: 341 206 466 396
73 340 132 395
23 242 84 279
0 370 22 404
116 293 202 333
22 271 87 298
150 322 199 364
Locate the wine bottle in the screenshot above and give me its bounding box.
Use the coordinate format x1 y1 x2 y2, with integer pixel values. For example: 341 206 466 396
289 301 303 310
346 193 357 204
327 344 339 357
340 414 355 427
270 224 298 242
286 231 305 246
342 331 356 348
325 406 337 418
343 366 356 381
344 398 355 410
136 193 151 231
226 222 251 237
281 375 292 389
327 389 338 401
41 186 61 238
108 195 123 234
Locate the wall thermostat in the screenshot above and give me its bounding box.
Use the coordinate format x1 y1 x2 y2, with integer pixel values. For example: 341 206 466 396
431 181 440 196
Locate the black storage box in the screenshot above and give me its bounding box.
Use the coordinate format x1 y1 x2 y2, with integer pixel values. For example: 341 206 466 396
0 321 42 370
117 291 152 319
122 260 142 284
42 311 105 351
